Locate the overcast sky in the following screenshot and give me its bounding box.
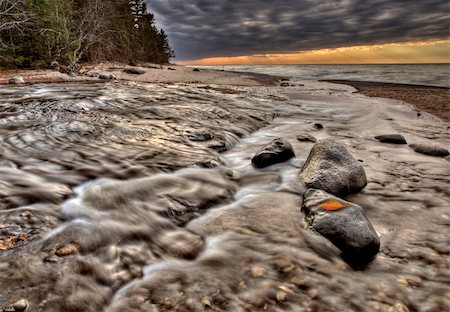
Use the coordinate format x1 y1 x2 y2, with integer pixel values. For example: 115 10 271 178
149 0 449 61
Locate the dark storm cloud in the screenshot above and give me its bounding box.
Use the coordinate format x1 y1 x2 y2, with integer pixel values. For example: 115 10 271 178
148 0 449 60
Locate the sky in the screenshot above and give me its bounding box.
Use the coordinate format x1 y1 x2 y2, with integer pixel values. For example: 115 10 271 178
149 0 450 65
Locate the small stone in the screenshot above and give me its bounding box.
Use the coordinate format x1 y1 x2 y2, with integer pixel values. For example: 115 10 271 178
55 242 80 257
280 82 290 87
297 134 317 143
251 266 266 278
251 138 295 168
405 275 422 287
290 277 307 287
409 143 449 157
123 68 146 75
85 72 98 78
20 211 31 219
167 67 176 71
99 74 112 80
67 71 76 77
12 299 28 312
192 68 200 72
276 291 287 302
388 303 410 312
307 289 319 299
201 298 211 307
375 134 407 144
8 76 25 84
314 123 324 129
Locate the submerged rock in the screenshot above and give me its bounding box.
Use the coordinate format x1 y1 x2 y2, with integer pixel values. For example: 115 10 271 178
297 133 317 143
375 134 407 144
302 189 380 264
251 138 295 168
409 143 449 157
299 139 367 197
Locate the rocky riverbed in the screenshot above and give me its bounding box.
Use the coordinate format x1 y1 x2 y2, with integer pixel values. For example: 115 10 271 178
0 80 448 311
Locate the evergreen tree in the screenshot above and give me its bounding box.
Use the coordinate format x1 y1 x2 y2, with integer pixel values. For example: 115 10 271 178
0 0 173 68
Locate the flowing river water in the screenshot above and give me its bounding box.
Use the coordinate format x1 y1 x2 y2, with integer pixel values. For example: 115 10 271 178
0 80 448 311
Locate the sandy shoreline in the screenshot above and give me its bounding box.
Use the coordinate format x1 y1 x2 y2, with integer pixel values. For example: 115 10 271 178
0 63 279 87
324 79 449 122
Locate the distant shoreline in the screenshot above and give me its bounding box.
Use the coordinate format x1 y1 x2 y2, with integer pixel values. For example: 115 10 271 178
324 79 449 122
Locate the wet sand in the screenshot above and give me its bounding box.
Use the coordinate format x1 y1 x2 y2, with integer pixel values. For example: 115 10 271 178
324 80 450 122
0 77 449 311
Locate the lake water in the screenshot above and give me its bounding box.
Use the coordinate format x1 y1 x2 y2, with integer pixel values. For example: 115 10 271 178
201 64 450 87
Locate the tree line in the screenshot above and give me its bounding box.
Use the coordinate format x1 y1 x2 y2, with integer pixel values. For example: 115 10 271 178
0 0 174 69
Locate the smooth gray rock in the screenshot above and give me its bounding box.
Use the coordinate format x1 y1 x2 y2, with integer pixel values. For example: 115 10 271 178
375 134 407 144
251 138 295 168
409 143 449 157
297 133 317 143
8 76 25 84
123 68 146 75
302 189 380 263
299 139 367 196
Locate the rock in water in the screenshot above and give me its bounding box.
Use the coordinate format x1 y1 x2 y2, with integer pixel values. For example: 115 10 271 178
375 134 407 144
299 139 367 197
297 133 317 143
409 143 449 157
251 138 295 168
302 189 380 264
314 123 324 129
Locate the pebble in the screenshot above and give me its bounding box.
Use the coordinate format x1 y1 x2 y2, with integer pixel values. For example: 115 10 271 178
296 133 317 143
3 299 28 312
55 242 80 257
8 76 25 84
314 123 324 129
251 266 266 278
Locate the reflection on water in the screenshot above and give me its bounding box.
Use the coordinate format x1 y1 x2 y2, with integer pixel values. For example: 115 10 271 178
0 81 448 311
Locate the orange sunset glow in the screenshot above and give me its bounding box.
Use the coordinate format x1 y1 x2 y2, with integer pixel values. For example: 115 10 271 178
178 40 449 65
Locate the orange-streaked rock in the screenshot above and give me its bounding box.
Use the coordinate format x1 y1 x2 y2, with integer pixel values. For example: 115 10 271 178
318 200 349 211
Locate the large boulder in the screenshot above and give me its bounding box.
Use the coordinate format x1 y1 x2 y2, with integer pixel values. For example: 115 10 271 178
251 138 295 168
409 143 449 157
299 139 367 197
302 189 380 264
375 134 407 144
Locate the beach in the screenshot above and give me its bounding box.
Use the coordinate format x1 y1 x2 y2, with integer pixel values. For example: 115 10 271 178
0 68 449 311
324 80 449 122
